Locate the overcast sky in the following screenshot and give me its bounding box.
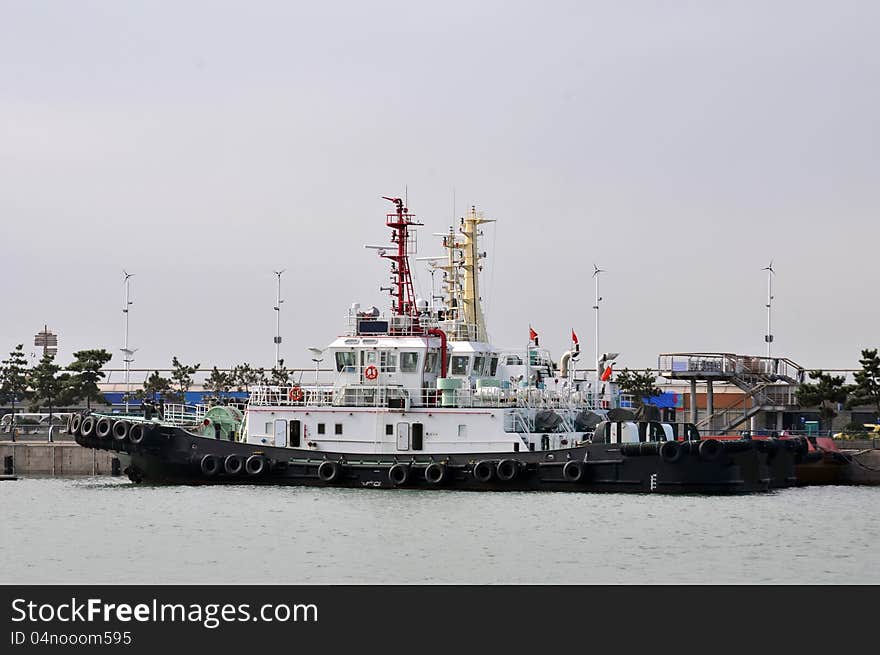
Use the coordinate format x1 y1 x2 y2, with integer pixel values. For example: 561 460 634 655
2 0 878 376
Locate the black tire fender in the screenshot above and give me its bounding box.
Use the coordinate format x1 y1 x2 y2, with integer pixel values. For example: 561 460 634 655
659 440 682 463
245 455 266 476
496 459 518 481
388 463 410 486
129 423 146 445
698 438 724 462
112 420 130 442
95 417 113 439
424 462 447 484
224 455 244 475
318 460 341 483
79 416 96 437
563 460 584 482
200 454 220 477
472 460 494 483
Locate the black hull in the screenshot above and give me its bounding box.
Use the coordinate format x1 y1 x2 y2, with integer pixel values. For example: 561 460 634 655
74 422 805 495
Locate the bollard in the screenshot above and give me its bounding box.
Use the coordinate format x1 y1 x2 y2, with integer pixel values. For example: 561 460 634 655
111 457 121 476
3 455 13 475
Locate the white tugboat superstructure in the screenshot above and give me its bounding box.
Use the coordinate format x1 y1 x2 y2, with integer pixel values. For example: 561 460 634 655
244 197 593 455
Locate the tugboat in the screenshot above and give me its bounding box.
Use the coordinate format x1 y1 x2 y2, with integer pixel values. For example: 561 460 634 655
70 197 805 493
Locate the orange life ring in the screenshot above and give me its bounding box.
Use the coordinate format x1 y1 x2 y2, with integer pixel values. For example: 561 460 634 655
288 387 304 402
364 365 379 380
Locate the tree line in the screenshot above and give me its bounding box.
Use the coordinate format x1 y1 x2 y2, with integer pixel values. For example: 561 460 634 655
0 344 300 420
795 349 880 432
133 360 297 405
0 346 114 420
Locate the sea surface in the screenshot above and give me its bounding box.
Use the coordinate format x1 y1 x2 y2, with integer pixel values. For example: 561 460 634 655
1 477 878 584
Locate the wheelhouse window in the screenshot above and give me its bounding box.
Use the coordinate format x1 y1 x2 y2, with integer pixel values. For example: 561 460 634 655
505 355 522 365
473 355 486 376
451 355 470 376
490 356 499 376
400 351 419 373
425 352 438 374
380 350 397 373
335 351 356 372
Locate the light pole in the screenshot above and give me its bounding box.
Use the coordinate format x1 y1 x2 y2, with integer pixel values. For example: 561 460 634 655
592 264 604 389
308 347 325 402
763 260 775 359
273 270 285 368
121 271 136 414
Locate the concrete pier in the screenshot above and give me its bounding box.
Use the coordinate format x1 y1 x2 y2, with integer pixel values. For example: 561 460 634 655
0 442 117 476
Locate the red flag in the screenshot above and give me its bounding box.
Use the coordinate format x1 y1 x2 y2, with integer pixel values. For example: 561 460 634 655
529 326 538 342
600 364 613 381
571 330 579 345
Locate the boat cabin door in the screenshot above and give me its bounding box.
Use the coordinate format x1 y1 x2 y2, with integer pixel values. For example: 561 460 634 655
397 423 410 450
274 419 287 447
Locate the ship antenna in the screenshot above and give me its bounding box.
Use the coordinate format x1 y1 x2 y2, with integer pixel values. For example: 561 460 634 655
379 195 423 327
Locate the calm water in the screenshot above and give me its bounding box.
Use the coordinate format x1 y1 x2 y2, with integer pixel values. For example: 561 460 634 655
1 477 879 584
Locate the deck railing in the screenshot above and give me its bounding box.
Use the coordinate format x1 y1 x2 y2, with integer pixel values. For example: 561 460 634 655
248 384 617 411
657 352 804 382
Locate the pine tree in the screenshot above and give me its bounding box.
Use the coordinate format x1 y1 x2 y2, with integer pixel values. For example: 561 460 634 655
28 353 63 420
0 344 30 439
67 349 113 410
270 359 291 387
847 348 880 422
169 357 200 404
143 370 172 402
204 366 231 404
232 363 261 394
796 370 851 433
614 368 662 407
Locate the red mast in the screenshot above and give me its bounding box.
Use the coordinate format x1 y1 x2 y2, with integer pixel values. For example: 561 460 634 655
380 196 422 324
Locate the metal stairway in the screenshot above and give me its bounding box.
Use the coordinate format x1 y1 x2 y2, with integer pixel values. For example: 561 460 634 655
657 352 804 433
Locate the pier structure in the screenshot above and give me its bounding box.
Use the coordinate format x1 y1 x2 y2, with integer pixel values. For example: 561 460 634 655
657 352 804 433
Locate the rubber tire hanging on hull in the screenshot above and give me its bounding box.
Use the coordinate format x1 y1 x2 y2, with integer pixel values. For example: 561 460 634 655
698 438 724 462
245 455 266 476
496 459 518 481
224 455 243 475
113 420 130 442
95 417 113 439
424 462 447 485
318 461 342 483
563 460 584 482
129 424 146 445
473 460 494 483
200 455 220 477
659 441 682 463
80 416 96 437
388 463 410 486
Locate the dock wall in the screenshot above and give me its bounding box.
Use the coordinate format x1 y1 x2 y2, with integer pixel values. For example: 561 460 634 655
1 443 117 476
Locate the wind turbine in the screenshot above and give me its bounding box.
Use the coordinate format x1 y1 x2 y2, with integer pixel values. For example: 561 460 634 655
121 271 137 413
762 260 775 359
273 270 285 368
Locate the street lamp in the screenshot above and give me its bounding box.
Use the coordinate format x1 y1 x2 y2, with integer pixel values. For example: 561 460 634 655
307 347 325 397
274 270 285 368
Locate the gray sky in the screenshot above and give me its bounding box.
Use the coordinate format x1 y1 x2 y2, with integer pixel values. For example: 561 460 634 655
2 0 878 374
